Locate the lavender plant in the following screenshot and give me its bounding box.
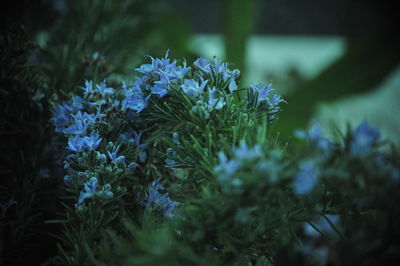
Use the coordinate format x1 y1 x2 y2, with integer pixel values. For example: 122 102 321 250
50 52 400 265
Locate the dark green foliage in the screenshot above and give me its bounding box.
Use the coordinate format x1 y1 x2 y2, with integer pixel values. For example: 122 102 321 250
0 25 59 265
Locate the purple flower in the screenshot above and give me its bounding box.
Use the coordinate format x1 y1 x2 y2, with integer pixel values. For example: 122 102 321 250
350 121 380 156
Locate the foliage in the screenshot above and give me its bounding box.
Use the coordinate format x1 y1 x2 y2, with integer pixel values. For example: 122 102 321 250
49 52 400 265
0 25 59 266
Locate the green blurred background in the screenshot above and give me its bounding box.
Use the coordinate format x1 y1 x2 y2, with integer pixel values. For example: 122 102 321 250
2 0 399 144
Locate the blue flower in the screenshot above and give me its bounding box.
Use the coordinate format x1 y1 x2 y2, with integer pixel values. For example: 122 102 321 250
51 104 72 133
71 96 85 110
122 88 150 113
76 177 98 206
350 121 380 156
228 79 238 93
63 111 98 135
107 150 126 165
293 161 318 195
64 175 72 186
83 131 102 150
127 162 139 171
96 80 114 96
81 80 94 97
151 75 169 97
194 57 211 73
294 122 332 152
234 141 263 161
212 59 231 81
249 83 274 104
136 51 176 76
67 135 86 152
207 87 226 110
215 152 241 186
180 79 208 99
167 61 190 80
51 98 85 133
269 94 285 108
141 179 177 218
165 148 177 168
133 131 149 162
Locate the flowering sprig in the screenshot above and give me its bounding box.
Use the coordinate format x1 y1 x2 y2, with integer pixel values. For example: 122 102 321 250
141 179 177 218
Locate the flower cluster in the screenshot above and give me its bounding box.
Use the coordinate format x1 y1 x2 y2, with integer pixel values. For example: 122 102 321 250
52 79 148 208
215 141 284 194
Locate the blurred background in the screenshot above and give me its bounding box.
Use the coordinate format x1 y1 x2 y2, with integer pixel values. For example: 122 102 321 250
1 0 399 142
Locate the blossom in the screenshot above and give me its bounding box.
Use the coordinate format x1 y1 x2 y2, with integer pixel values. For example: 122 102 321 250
249 83 274 103
121 88 150 113
293 161 318 195
350 121 380 156
81 80 94 97
76 177 98 206
63 111 98 135
294 122 332 152
83 132 102 150
228 79 237 93
96 80 114 96
207 87 226 110
51 98 85 133
234 141 263 161
141 179 177 218
194 57 211 73
165 148 177 168
51 104 73 133
67 135 86 152
133 131 149 162
107 150 126 165
180 78 208 99
136 51 174 75
151 75 169 97
127 162 139 171
215 152 241 186
212 59 231 81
